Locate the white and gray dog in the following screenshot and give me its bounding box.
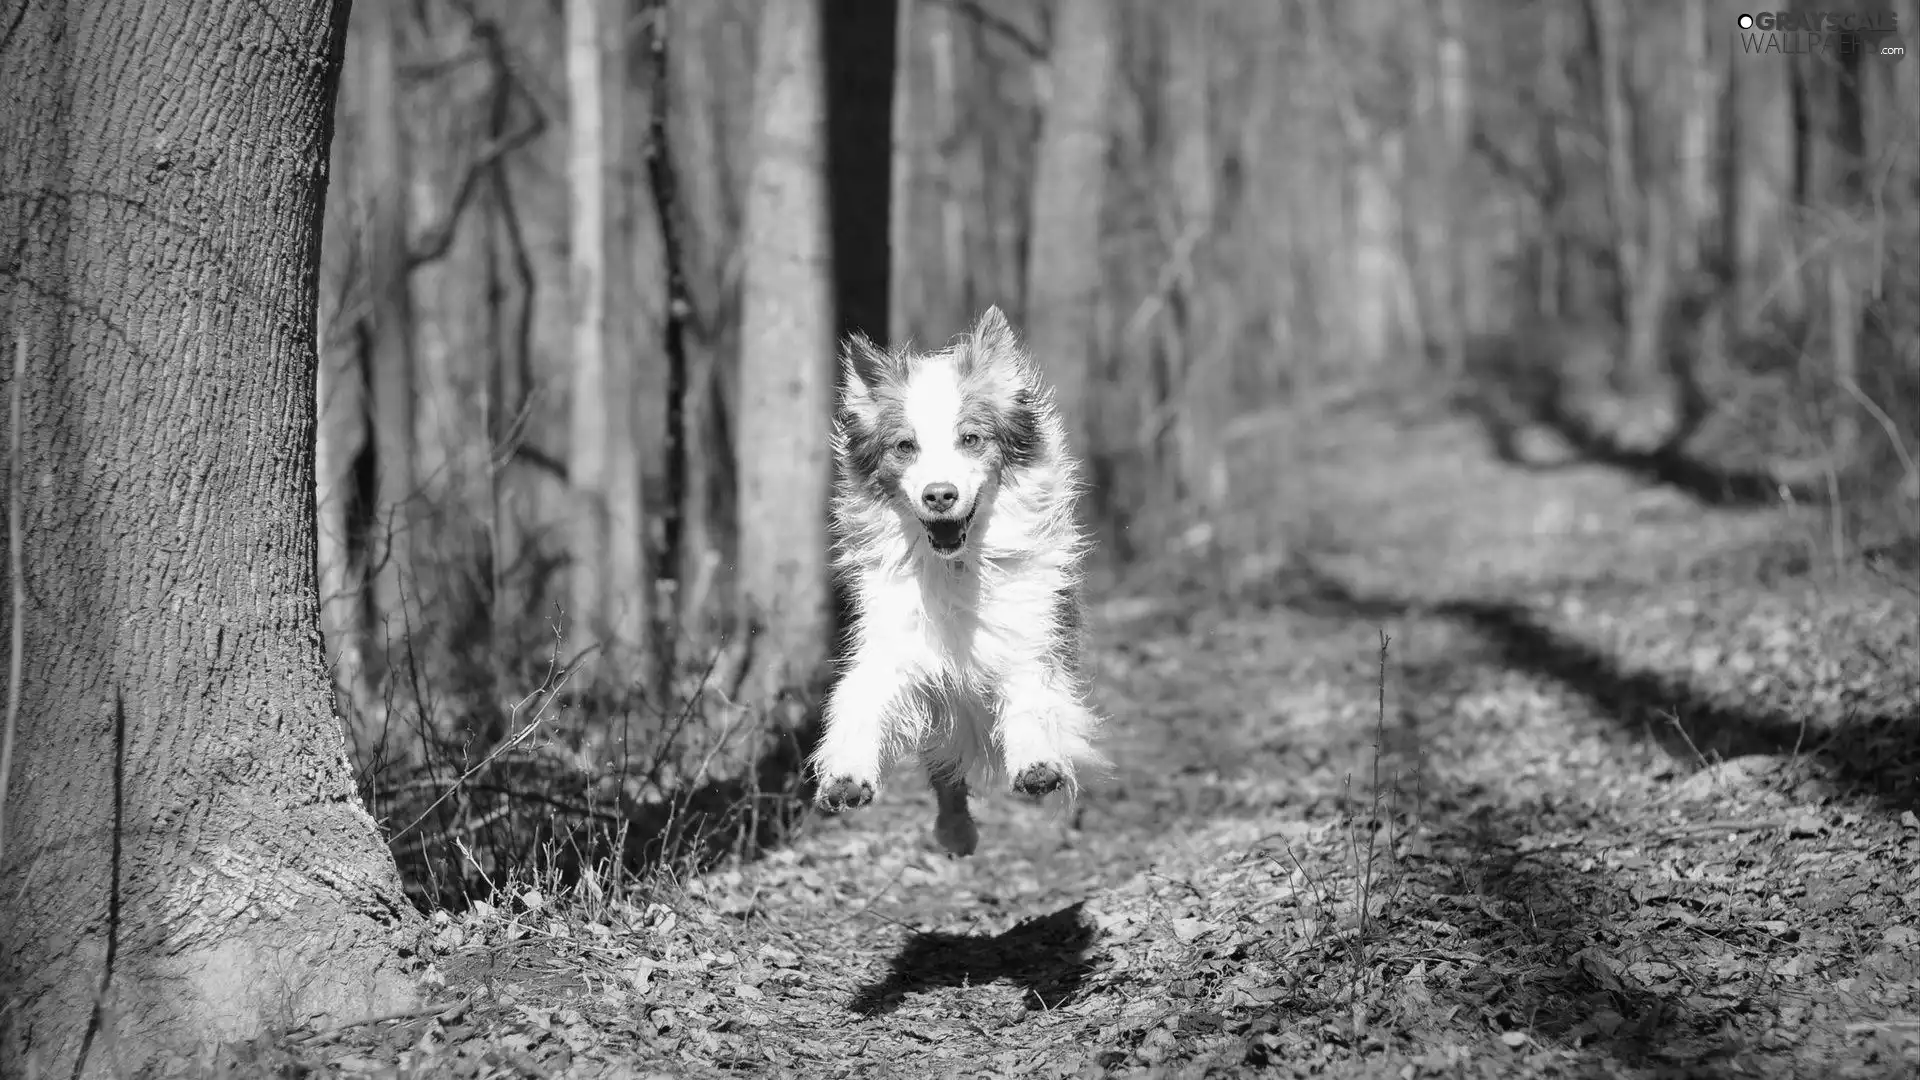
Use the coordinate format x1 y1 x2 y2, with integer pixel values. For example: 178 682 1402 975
809 306 1107 857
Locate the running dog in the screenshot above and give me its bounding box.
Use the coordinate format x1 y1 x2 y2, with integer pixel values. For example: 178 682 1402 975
809 306 1106 857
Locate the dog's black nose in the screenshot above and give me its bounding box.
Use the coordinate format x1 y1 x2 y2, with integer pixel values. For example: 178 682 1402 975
922 483 959 513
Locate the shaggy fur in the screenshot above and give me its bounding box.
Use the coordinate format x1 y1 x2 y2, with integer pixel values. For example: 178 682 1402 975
809 306 1106 857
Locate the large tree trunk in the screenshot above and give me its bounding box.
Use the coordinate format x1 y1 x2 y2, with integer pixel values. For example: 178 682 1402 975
0 2 421 1073
736 0 834 700
566 0 651 688
1024 0 1117 546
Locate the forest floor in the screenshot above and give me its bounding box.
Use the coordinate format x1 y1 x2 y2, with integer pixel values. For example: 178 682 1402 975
279 395 1920 1080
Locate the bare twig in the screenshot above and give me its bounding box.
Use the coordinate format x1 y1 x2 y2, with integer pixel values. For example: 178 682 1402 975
388 656 574 843
1838 374 1920 496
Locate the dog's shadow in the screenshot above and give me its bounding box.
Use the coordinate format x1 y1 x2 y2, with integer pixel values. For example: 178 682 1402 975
849 901 1098 1017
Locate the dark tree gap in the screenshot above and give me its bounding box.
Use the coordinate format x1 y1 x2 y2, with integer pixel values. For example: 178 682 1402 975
821 0 897 638
823 0 898 347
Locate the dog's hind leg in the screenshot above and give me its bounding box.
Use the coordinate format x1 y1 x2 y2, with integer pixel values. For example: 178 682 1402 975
923 693 985 856
927 765 978 858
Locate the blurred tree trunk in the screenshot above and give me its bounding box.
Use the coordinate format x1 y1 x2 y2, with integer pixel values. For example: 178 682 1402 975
1407 0 1471 374
643 0 689 693
316 329 376 738
361 0 420 669
1025 0 1117 546
665 0 754 647
1586 0 1646 361
319 38 383 748
1724 23 1798 328
1868 0 1919 206
1160 0 1223 518
624 15 673 698
483 166 529 668
566 0 650 688
0 0 420 1071
1534 3 1574 320
889 0 971 344
410 2 504 734
1827 251 1862 467
479 20 538 672
736 0 834 701
1674 0 1716 274
1589 0 1679 407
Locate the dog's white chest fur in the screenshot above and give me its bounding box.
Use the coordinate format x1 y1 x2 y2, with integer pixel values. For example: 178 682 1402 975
858 551 1041 690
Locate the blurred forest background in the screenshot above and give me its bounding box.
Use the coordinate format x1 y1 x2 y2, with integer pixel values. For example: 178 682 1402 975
315 0 1919 904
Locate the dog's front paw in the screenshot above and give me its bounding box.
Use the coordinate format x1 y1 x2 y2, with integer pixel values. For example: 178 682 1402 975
815 775 876 812
1011 763 1065 798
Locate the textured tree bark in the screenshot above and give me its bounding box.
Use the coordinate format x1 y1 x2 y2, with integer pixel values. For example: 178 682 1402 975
1025 0 1116 541
0 1 422 1075
566 0 651 687
736 0 835 699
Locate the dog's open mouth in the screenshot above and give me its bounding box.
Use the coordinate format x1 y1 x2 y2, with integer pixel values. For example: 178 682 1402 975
922 511 975 555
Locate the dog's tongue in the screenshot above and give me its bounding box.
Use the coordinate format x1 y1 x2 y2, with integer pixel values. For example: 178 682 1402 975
925 518 967 551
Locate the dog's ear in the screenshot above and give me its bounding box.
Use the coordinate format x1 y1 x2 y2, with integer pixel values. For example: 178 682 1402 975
839 332 887 428
961 305 1023 378
971 305 1017 358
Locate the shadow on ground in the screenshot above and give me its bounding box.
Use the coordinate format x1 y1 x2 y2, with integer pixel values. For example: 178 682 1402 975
1419 801 1743 1072
1453 360 1800 509
1222 564 1846 1071
848 901 1098 1017
1267 560 1920 814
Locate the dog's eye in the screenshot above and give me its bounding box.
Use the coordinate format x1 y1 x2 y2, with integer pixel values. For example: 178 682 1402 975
958 432 982 450
893 437 918 455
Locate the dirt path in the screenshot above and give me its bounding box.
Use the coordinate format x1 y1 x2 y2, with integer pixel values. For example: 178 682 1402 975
288 405 1920 1080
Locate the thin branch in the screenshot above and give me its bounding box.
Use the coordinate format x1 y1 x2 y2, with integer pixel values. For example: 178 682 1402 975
407 124 546 269
511 443 569 483
406 18 549 271
931 0 1046 60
